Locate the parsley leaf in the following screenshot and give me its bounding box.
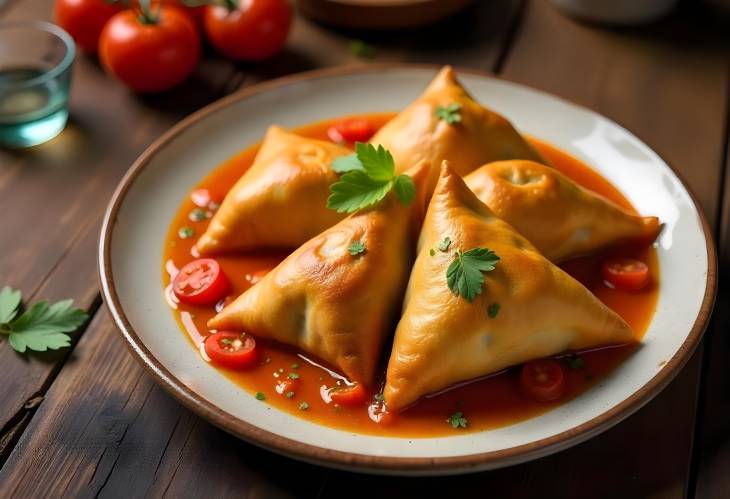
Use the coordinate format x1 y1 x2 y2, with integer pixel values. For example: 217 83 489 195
447 411 468 429
298 402 310 411
327 143 415 213
178 226 195 239
435 103 462 124
331 153 363 173
0 290 88 354
288 372 300 380
438 236 452 252
0 286 22 324
255 392 266 401
348 241 366 256
487 303 500 319
446 248 500 302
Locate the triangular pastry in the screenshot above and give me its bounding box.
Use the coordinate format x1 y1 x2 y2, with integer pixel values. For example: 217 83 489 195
196 126 350 255
370 66 545 194
465 160 660 262
384 162 634 411
208 161 431 385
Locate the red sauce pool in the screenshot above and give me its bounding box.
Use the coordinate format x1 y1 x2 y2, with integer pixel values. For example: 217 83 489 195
162 113 659 437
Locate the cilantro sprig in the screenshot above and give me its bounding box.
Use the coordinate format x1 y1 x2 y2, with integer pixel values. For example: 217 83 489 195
328 143 415 213
0 286 88 354
446 248 500 302
435 103 462 124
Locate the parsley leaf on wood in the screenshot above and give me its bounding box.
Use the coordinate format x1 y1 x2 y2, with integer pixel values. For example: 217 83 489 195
435 103 462 124
446 248 500 302
327 143 415 213
447 411 468 429
0 286 21 324
0 287 88 354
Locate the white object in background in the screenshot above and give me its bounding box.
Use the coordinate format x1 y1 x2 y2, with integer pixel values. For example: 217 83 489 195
551 0 680 25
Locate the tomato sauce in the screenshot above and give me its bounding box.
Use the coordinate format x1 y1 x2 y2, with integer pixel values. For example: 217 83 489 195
162 113 659 437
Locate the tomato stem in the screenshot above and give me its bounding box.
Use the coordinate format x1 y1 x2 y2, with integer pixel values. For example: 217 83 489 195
137 0 160 24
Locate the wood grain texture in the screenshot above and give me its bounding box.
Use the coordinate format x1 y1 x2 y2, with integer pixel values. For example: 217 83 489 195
0 0 240 463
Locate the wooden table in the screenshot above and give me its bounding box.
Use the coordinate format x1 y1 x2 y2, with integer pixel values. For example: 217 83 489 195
1 1 728 497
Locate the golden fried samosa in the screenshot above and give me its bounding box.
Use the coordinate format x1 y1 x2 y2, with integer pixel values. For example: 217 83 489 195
464 160 661 262
384 162 634 411
195 126 350 255
209 161 431 385
370 66 544 194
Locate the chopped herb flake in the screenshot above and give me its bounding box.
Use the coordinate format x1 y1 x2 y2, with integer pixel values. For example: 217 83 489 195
178 226 195 239
291 363 300 369
298 402 310 411
447 411 468 429
286 391 295 399
349 39 375 58
374 393 385 402
348 241 366 256
220 338 233 346
568 356 585 370
189 208 208 222
487 303 500 319
255 392 266 401
435 103 462 125
429 248 436 256
288 372 300 380
438 236 452 252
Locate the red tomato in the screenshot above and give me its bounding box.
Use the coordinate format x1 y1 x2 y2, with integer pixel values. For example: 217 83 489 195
520 359 565 402
54 0 124 53
327 119 376 144
99 7 200 93
276 378 301 395
204 331 257 369
328 383 367 407
602 257 650 291
203 0 292 61
172 258 229 305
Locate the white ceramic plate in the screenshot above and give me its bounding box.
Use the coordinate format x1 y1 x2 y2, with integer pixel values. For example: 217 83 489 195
99 65 716 475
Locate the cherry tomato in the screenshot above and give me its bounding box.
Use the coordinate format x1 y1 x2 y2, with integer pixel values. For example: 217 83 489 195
602 257 650 291
54 0 124 53
276 378 301 395
203 0 292 62
520 359 565 402
327 119 376 144
172 258 229 305
99 7 200 93
204 331 257 369
328 383 367 407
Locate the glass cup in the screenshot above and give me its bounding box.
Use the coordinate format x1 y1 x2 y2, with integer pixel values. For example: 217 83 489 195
0 21 75 148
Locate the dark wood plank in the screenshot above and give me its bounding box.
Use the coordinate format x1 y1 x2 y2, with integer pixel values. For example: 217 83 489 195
0 1 525 494
321 2 728 498
0 0 240 462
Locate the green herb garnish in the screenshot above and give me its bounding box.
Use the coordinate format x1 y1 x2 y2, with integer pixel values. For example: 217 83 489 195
487 303 500 319
291 363 300 369
435 103 462 124
348 241 366 256
446 248 500 302
286 391 295 399
0 286 88 353
189 208 208 222
328 143 415 213
255 392 266 401
349 39 376 58
288 372 300 380
220 338 233 346
178 226 195 239
374 393 385 402
567 356 585 370
447 411 468 429
438 236 452 252
298 402 310 411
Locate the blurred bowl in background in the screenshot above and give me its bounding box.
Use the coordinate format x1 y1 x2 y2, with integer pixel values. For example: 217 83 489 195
551 0 680 25
297 0 472 30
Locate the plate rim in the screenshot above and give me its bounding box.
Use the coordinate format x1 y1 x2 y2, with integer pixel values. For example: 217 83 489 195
98 63 717 474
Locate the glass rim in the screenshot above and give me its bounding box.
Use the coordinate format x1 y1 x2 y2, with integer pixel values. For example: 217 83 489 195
0 20 76 88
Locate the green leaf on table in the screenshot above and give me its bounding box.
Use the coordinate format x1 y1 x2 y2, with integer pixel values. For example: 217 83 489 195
4 297 88 353
446 248 500 302
0 286 22 324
